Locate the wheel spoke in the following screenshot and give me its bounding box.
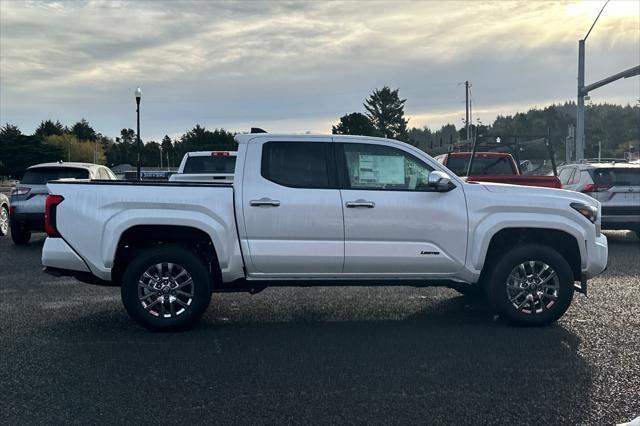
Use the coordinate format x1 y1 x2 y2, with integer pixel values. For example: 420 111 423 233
176 278 193 290
174 298 189 309
145 297 162 310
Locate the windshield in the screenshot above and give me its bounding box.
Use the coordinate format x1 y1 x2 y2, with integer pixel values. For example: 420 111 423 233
446 156 515 176
21 167 89 184
183 156 236 174
591 168 640 186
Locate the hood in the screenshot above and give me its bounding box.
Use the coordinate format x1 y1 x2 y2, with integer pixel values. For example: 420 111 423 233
480 182 598 207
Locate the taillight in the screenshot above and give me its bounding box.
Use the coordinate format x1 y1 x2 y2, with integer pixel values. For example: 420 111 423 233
10 187 30 196
212 151 230 156
44 195 64 237
582 184 610 193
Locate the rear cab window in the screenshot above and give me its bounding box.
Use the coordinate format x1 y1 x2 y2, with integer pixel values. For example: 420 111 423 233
21 167 89 184
183 155 236 174
590 168 640 186
446 155 515 176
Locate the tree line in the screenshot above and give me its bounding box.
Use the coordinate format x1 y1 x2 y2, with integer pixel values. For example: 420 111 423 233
1 86 638 178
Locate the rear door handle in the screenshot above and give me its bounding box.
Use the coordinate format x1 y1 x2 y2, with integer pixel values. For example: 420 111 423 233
345 200 375 208
250 198 280 207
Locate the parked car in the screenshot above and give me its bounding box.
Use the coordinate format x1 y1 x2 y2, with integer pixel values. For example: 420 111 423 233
10 161 117 245
169 151 237 182
0 193 9 237
434 152 562 188
42 134 607 330
557 160 640 238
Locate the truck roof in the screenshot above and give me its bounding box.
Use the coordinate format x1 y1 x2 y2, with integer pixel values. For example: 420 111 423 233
234 133 394 145
446 152 514 158
27 161 100 170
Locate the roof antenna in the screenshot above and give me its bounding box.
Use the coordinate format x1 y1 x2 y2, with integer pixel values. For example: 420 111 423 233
250 127 267 134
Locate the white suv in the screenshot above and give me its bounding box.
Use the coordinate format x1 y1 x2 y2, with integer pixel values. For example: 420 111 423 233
557 160 640 238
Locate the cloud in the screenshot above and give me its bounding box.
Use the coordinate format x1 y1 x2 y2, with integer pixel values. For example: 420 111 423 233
1 0 638 140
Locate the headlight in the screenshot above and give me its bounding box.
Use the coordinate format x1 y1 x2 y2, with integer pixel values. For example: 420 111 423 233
570 202 598 223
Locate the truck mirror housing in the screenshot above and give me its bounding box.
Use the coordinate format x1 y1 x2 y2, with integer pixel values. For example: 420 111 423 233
428 171 455 192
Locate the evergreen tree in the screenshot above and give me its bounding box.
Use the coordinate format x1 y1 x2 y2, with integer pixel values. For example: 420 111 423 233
364 86 409 141
332 112 376 136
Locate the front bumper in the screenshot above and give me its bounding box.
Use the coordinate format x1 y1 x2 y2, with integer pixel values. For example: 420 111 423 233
583 233 608 280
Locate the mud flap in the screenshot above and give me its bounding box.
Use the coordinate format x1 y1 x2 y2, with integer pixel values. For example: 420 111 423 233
574 275 588 296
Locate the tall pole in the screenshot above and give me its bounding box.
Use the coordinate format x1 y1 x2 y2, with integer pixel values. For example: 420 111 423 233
576 39 586 161
135 87 142 180
465 81 470 140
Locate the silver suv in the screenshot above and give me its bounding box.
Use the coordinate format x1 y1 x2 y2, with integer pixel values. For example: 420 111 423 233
9 161 117 244
557 160 640 238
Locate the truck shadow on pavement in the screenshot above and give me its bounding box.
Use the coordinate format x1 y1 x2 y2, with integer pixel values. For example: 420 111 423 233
24 293 594 425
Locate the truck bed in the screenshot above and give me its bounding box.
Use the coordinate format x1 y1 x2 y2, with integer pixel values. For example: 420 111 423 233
466 174 562 188
45 179 241 282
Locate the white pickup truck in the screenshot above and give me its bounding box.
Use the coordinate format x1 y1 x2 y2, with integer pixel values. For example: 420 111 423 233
168 150 237 183
42 134 608 330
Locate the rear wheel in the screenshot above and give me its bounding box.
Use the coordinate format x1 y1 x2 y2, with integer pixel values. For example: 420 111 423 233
121 245 212 331
487 244 574 326
0 205 8 236
11 224 31 245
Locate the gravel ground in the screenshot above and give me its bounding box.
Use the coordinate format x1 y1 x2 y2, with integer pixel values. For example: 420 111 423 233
1 231 638 425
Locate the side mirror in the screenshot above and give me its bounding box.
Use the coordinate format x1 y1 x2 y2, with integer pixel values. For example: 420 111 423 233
427 171 455 192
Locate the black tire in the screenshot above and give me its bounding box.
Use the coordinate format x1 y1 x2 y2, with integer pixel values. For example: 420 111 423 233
121 245 212 331
0 205 8 236
11 224 31 245
487 244 574 326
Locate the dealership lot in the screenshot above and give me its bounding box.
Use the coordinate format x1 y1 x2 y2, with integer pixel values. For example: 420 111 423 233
1 232 638 424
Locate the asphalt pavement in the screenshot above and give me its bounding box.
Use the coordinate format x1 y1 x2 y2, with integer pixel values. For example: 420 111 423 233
1 231 639 425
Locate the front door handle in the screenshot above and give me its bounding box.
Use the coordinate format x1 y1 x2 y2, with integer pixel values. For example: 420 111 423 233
250 198 281 207
345 200 375 208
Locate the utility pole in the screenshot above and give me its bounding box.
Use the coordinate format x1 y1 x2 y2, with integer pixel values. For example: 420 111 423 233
465 81 470 140
575 0 640 161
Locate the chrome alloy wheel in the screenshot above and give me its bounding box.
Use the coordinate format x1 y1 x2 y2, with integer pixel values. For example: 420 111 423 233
138 263 194 318
0 207 8 235
506 261 560 315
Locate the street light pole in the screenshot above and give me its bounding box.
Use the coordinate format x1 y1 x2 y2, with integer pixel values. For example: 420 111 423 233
135 87 142 180
576 39 586 160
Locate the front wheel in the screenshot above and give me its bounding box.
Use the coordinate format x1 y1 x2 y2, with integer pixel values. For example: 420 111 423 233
487 244 574 326
121 245 212 331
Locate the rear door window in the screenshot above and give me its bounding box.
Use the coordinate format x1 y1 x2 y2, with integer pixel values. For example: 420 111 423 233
21 167 90 184
183 156 236 174
591 168 640 186
261 142 332 189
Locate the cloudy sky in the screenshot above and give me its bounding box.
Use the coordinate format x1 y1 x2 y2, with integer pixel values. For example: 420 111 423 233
1 0 638 141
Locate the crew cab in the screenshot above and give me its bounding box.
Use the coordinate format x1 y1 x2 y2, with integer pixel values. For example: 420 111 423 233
434 152 562 188
42 134 607 330
169 151 237 183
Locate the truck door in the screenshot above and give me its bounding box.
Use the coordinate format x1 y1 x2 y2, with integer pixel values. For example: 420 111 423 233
241 137 344 276
334 139 468 276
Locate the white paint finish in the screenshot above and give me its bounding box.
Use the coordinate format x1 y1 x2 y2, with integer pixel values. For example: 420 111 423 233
41 237 90 272
42 133 609 287
340 189 467 274
240 136 345 275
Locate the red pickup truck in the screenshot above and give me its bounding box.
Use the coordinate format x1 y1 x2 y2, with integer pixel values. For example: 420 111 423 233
435 152 561 189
